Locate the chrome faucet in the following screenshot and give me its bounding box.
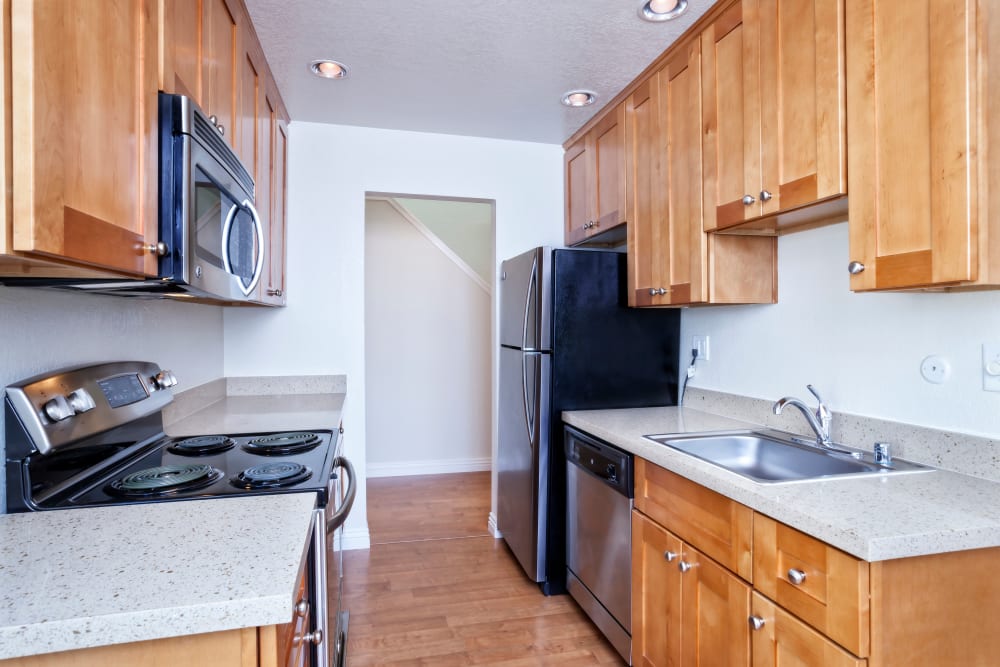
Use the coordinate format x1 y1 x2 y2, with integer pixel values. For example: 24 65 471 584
773 385 833 448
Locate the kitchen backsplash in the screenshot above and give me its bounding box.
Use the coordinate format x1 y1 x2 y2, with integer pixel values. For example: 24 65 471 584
684 387 1000 483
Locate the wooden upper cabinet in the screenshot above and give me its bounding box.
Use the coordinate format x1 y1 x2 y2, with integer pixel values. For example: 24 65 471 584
563 104 626 245
758 0 847 216
846 0 978 291
625 75 668 307
161 0 203 102
10 0 159 276
703 0 758 230
202 0 239 148
704 0 847 232
266 113 288 306
236 46 262 179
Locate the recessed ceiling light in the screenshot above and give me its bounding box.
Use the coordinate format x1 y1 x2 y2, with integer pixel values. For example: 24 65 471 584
309 59 349 79
638 0 688 21
561 90 597 107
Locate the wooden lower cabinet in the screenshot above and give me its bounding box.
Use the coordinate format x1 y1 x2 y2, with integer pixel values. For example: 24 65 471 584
751 593 866 667
632 510 751 667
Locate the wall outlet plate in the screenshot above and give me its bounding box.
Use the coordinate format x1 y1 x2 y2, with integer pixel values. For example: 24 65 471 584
983 343 1000 392
920 355 950 384
692 335 710 361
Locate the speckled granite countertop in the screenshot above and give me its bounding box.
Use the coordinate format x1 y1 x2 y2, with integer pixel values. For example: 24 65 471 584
563 406 1000 562
0 493 317 660
163 375 346 437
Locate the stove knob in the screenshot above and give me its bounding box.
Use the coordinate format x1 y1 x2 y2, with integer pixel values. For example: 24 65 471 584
43 395 74 422
67 389 96 414
152 370 178 390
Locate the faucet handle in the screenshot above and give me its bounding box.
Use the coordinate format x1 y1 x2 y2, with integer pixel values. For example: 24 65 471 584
806 384 825 404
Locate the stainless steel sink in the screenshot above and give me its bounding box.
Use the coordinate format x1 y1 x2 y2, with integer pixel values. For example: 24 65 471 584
644 431 932 483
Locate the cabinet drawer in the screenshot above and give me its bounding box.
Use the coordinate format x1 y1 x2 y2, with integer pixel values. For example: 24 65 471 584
752 592 866 667
753 514 869 657
634 459 752 580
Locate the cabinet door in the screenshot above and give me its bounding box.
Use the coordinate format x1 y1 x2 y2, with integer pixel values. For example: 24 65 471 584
265 113 289 305
591 104 627 233
161 0 202 102
11 0 159 276
236 46 262 180
678 544 752 666
702 0 761 230
564 137 589 245
662 37 707 305
625 75 669 307
752 593 867 667
846 0 976 290
757 0 846 216
203 0 239 147
632 511 683 667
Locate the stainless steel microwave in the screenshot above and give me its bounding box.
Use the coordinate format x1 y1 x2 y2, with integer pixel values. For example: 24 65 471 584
2 94 265 303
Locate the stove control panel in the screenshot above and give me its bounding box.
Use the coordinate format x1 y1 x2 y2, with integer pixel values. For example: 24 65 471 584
5 361 177 456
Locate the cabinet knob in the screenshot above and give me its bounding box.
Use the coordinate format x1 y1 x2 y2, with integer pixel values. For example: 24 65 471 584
657 288 668 295
678 560 694 573
664 550 679 562
749 615 766 631
145 242 168 257
217 124 225 136
209 114 218 126
742 194 756 206
760 190 773 202
787 568 807 585
295 600 309 617
294 628 323 646
848 261 866 275
267 288 283 297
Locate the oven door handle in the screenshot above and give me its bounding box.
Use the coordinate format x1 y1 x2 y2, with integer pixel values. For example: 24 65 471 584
327 456 357 533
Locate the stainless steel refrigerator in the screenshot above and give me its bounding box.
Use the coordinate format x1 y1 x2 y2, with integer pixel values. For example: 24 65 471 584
498 247 680 594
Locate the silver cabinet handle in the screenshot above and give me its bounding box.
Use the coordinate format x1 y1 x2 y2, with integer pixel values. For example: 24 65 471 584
760 190 773 202
742 194 756 206
678 560 694 573
267 288 283 297
209 114 218 126
657 288 668 295
848 261 866 274
296 600 309 617
664 550 679 562
749 616 766 631
217 124 225 136
787 568 807 585
649 288 657 296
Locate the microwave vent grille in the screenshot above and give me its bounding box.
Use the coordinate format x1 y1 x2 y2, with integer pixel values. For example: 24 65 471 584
193 112 255 199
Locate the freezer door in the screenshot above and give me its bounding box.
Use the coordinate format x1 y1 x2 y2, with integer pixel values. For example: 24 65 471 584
497 346 550 581
499 247 551 351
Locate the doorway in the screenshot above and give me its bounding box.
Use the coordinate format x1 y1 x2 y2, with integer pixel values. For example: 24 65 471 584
363 195 495 477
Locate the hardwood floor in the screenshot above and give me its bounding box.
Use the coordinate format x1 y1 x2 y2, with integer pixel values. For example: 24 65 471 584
343 472 624 665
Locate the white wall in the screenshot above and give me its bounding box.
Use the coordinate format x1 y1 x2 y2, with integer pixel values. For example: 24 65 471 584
0 287 224 511
394 197 494 283
364 200 491 475
682 222 1000 438
223 122 564 547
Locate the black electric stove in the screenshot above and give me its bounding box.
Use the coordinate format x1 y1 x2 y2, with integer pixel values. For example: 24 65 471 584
3 361 337 512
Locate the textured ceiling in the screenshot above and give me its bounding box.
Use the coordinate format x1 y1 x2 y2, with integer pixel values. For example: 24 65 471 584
243 0 712 144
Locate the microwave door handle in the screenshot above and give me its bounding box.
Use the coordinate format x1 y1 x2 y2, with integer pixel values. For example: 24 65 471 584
326 456 357 533
221 199 266 296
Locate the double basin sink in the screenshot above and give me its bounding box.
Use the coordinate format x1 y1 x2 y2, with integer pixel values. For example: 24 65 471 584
645 430 931 484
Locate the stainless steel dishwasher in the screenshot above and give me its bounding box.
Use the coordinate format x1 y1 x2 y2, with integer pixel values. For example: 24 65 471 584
565 426 633 664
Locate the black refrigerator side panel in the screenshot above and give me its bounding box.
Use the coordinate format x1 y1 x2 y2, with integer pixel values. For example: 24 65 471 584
543 248 681 594
550 249 681 410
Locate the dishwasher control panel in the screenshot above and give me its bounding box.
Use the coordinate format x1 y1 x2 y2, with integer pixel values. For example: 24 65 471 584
565 426 633 497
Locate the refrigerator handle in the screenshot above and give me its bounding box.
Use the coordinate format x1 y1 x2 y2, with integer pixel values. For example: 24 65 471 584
522 353 536 447
521 254 538 350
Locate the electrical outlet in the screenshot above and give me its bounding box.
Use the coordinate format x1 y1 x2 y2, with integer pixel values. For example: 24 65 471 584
983 344 1000 392
692 335 710 361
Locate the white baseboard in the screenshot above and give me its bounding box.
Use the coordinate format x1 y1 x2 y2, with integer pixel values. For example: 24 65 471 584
341 527 371 551
488 511 502 538
367 457 492 478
